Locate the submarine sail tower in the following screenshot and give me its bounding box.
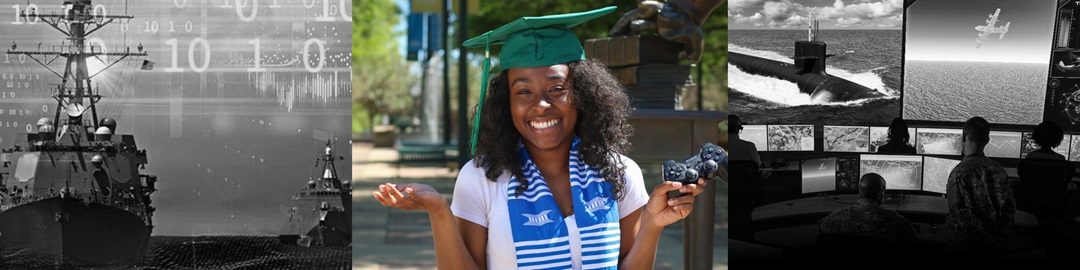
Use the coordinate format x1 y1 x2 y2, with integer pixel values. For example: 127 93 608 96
808 9 821 42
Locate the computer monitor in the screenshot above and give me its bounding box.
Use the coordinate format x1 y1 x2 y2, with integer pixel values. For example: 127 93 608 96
915 128 962 155
922 156 960 194
767 125 815 151
1021 132 1071 158
823 126 870 153
1070 135 1080 162
869 126 917 153
859 154 923 191
836 156 861 192
985 131 1023 158
741 125 768 151
801 158 837 194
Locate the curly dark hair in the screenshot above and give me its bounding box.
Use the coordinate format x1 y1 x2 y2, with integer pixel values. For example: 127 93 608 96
473 60 634 200
1032 120 1064 149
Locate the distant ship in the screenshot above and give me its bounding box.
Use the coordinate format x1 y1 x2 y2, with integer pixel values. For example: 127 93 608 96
280 140 350 246
0 0 157 265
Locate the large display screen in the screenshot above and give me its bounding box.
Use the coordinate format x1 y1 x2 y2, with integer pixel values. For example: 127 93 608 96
728 0 902 126
903 0 1056 125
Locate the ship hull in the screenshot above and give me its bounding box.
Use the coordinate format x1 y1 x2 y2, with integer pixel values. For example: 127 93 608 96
281 209 351 246
281 191 351 246
729 51 885 103
0 197 151 265
305 211 350 246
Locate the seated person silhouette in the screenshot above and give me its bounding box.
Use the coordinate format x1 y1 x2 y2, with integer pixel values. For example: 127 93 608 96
1024 121 1066 161
877 117 916 154
727 115 762 167
728 115 764 241
818 173 918 258
1018 120 1073 260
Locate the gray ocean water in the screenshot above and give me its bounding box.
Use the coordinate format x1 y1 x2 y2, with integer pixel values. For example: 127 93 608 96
1 235 350 269
904 60 1046 125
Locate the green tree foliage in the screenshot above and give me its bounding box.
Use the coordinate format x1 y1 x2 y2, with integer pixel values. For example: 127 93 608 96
701 1 727 113
353 0 415 134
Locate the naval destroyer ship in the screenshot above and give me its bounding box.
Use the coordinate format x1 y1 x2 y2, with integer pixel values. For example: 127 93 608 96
0 0 157 265
280 140 350 246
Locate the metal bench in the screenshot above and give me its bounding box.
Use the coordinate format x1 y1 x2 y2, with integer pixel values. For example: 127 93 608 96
395 144 457 177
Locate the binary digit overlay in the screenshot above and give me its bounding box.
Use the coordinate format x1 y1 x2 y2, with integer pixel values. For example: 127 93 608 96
0 0 351 268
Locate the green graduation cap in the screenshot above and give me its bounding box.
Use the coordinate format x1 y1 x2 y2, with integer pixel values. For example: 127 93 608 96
463 6 617 154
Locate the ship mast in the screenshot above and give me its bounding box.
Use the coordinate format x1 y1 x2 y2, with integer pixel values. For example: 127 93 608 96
317 140 349 206
5 0 145 137
320 140 339 181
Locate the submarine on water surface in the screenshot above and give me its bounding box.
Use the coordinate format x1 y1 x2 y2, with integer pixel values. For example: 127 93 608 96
731 12 884 104
730 40 884 104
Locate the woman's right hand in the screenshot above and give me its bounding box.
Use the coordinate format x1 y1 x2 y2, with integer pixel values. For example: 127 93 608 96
373 182 446 212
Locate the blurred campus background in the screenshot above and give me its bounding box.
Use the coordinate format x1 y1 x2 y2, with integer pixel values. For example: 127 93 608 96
353 0 729 269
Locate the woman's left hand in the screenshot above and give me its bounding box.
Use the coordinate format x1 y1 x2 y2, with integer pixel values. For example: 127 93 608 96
641 178 708 229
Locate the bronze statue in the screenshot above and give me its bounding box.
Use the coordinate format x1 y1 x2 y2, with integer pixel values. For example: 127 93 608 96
609 0 723 62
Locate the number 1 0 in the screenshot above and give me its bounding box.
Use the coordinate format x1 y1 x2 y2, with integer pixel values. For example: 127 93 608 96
313 0 351 22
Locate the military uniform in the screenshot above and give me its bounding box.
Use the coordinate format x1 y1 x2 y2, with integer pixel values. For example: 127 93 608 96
945 153 1015 255
818 198 918 245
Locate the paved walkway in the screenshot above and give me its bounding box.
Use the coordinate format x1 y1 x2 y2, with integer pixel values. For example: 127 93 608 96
353 142 728 270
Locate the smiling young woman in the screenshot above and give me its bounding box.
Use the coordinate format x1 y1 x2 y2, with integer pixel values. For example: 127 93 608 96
372 6 711 270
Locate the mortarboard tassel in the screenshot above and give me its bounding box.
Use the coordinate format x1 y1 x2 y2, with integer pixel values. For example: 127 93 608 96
470 33 492 155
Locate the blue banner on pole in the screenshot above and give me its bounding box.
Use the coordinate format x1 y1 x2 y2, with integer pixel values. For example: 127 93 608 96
428 13 442 52
407 13 427 61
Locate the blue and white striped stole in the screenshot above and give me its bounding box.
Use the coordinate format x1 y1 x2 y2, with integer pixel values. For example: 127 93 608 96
507 138 621 270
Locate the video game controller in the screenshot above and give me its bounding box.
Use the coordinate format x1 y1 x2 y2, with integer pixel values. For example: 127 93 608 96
662 142 728 198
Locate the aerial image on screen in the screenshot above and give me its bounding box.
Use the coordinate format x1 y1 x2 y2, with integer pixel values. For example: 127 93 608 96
824 126 870 152
916 128 963 155
768 125 815 151
741 125 769 151
728 0 902 126
1021 133 1071 158
869 126 917 153
986 131 1023 158
802 158 837 193
904 0 1055 125
923 156 961 194
860 155 923 190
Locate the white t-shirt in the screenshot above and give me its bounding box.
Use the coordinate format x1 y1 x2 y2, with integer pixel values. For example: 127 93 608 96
451 155 649 269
